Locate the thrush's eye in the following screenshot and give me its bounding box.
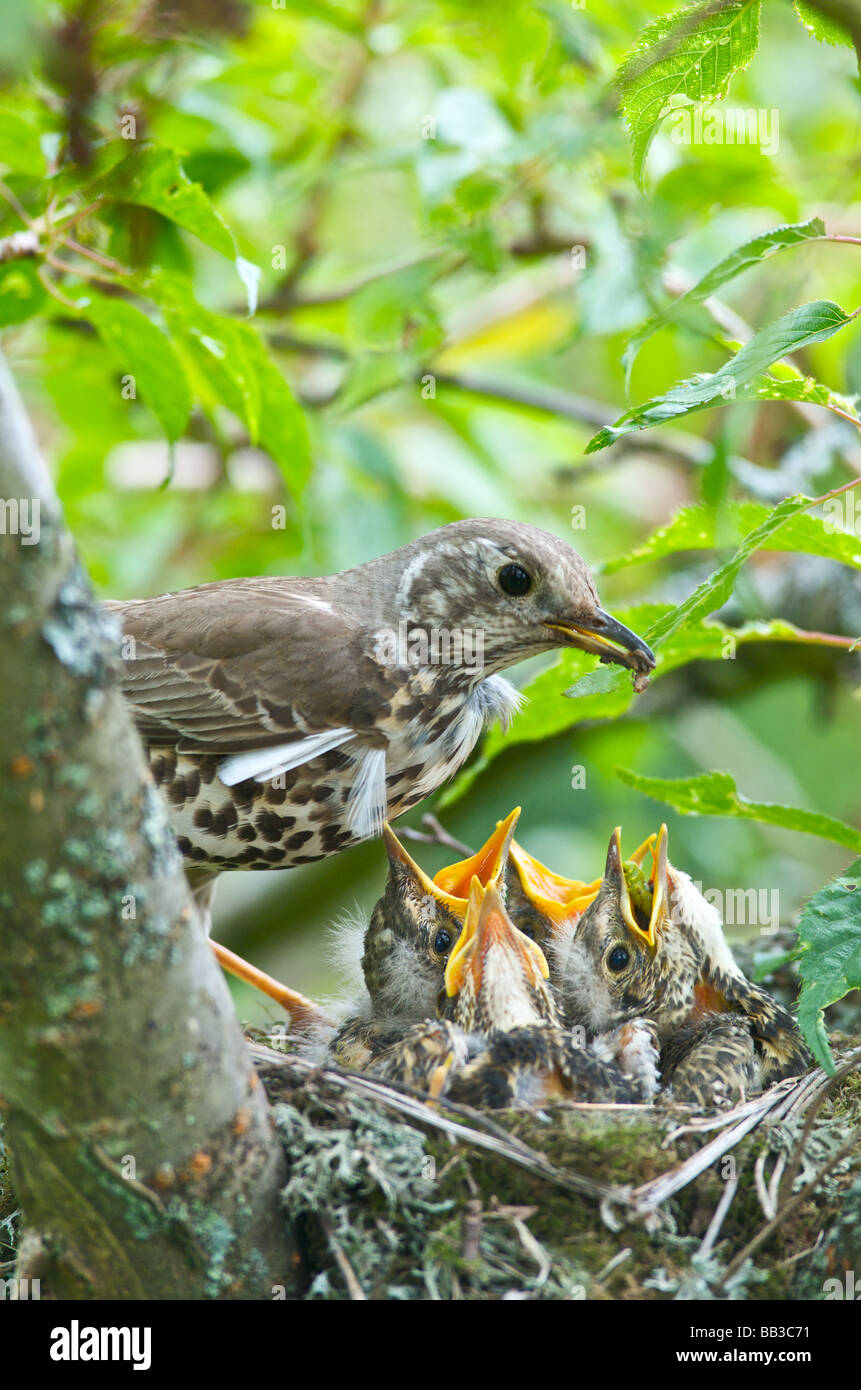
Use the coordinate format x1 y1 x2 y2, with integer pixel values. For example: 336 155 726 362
607 945 630 973
498 563 532 597
433 928 452 955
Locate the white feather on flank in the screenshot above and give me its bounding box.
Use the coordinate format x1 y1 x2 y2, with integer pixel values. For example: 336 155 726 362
281 591 335 615
474 675 526 733
591 1022 661 1097
345 745 388 841
217 726 354 786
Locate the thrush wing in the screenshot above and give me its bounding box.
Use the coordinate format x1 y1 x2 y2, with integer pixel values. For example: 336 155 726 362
105 579 390 834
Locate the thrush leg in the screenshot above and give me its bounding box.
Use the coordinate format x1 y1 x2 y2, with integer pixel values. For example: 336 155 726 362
209 941 331 1029
661 1015 758 1108
184 866 330 1028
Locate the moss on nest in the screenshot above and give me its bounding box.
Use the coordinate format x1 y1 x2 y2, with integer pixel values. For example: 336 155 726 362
258 1040 861 1302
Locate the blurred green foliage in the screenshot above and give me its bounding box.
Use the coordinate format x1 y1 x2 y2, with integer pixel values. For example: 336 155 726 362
1 0 860 1034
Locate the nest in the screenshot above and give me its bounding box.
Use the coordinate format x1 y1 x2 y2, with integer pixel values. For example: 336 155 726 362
251 1034 861 1300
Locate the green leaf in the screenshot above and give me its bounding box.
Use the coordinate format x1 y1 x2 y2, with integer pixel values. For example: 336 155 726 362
643 493 812 644
796 860 861 1072
623 219 826 385
151 281 311 495
794 0 854 47
618 0 762 187
0 258 46 326
79 294 192 442
438 612 819 808
741 371 861 418
615 767 861 854
599 499 861 576
92 145 237 260
0 110 46 176
565 493 821 716
588 301 856 452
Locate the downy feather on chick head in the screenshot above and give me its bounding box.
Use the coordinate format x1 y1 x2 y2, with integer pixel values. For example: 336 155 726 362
361 809 522 1025
552 825 808 1086
549 825 701 1038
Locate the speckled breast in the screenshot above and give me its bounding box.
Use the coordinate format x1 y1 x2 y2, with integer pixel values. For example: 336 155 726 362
147 743 452 871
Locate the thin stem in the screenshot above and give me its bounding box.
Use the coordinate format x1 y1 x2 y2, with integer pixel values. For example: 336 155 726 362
36 264 81 311
62 238 128 275
0 177 32 227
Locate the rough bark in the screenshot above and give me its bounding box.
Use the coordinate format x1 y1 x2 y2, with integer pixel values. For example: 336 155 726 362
0 354 292 1299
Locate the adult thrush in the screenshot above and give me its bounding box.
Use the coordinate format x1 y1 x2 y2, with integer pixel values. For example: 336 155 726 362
105 520 655 903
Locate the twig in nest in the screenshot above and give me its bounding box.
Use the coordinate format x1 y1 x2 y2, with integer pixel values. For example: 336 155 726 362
251 1044 636 1211
722 1129 859 1285
595 1247 633 1283
662 1076 800 1144
778 1049 861 1204
462 1199 483 1262
753 1150 777 1222
319 1213 366 1301
633 1086 791 1215
489 1206 552 1287
697 1176 739 1262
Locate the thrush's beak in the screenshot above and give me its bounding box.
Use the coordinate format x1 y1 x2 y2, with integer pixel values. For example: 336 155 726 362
445 878 549 997
433 807 521 898
508 839 601 926
603 827 643 941
382 822 465 916
546 608 656 678
645 822 671 948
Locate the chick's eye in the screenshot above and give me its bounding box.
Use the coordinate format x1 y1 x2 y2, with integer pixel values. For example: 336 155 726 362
433 928 452 954
607 945 630 973
498 563 532 597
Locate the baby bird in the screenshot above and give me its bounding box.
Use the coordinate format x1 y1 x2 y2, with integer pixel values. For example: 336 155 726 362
552 825 809 1106
371 877 658 1108
331 809 521 1068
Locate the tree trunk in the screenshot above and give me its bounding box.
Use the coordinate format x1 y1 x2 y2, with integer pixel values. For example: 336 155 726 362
0 354 293 1299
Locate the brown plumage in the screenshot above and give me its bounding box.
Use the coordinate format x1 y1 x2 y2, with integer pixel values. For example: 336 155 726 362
104 520 654 894
370 878 659 1108
550 825 809 1106
331 810 520 1069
